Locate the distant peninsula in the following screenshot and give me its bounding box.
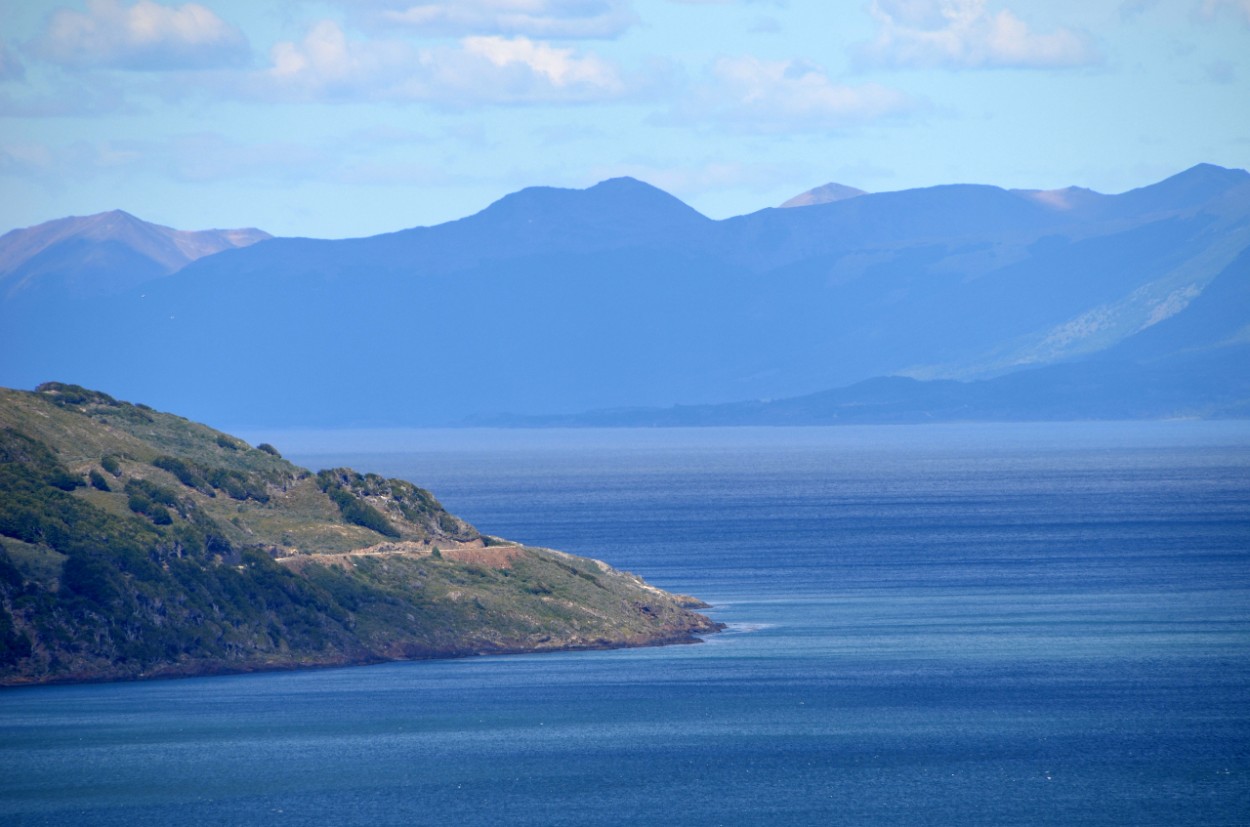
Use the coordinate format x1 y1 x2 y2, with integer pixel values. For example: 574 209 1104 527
0 383 720 686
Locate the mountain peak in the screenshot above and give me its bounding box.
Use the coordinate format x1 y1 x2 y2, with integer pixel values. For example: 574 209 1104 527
1175 162 1249 179
588 175 664 192
1109 163 1250 216
465 177 710 244
780 183 867 208
485 177 704 215
0 211 271 300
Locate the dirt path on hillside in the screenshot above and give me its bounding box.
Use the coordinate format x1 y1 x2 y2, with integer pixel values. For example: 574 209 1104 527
275 540 526 571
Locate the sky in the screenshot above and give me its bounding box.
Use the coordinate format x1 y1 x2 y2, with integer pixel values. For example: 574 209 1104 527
1 0 1248 239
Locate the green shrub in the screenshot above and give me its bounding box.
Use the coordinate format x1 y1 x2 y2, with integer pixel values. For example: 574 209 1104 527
125 478 179 508
35 382 118 408
152 456 214 496
257 443 281 457
316 471 400 539
0 604 32 662
207 468 269 503
124 479 183 525
0 543 23 590
61 553 123 605
47 471 83 491
89 470 111 492
328 488 400 538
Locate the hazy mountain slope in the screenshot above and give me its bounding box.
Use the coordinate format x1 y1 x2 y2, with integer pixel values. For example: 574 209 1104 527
0 383 718 685
0 165 1246 428
496 343 1250 427
190 176 714 284
780 183 867 208
0 210 270 301
1088 163 1250 221
1098 243 1250 363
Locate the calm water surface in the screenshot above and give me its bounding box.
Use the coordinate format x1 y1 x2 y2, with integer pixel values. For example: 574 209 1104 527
3 423 1248 826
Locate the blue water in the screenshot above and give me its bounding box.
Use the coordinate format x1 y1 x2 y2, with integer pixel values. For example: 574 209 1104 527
3 423 1249 826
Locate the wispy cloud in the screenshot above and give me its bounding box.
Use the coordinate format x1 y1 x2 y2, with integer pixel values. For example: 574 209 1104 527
336 0 638 39
33 0 250 71
671 56 917 133
152 133 332 182
1204 59 1236 84
1198 0 1250 24
0 76 135 118
0 131 427 186
0 142 58 179
0 138 146 181
261 20 629 105
857 0 1101 70
589 158 798 197
0 42 24 82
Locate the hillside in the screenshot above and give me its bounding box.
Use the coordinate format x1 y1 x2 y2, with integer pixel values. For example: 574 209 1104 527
0 164 1247 428
0 383 718 685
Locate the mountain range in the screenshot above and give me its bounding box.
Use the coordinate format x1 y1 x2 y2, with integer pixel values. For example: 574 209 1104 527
0 210 269 302
0 163 1247 428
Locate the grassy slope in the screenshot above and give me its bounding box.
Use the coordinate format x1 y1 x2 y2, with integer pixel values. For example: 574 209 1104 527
0 384 718 685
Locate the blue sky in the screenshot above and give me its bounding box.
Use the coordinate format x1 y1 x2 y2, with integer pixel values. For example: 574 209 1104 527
1 0 1248 238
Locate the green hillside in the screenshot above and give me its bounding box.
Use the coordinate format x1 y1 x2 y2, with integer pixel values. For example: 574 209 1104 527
0 383 718 685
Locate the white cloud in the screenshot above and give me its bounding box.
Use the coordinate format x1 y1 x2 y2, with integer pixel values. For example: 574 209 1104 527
674 56 916 133
340 0 637 39
858 0 1100 69
664 0 787 5
262 21 628 105
458 35 625 91
265 20 413 99
34 0 249 71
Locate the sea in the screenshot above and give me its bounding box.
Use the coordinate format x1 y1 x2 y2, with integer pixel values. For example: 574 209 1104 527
2 422 1248 826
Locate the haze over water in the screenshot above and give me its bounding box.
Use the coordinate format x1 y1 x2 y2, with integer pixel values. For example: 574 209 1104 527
3 422 1248 826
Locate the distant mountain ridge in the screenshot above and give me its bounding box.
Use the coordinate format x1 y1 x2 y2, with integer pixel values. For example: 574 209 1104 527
474 344 1250 427
0 210 270 301
0 164 1246 428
